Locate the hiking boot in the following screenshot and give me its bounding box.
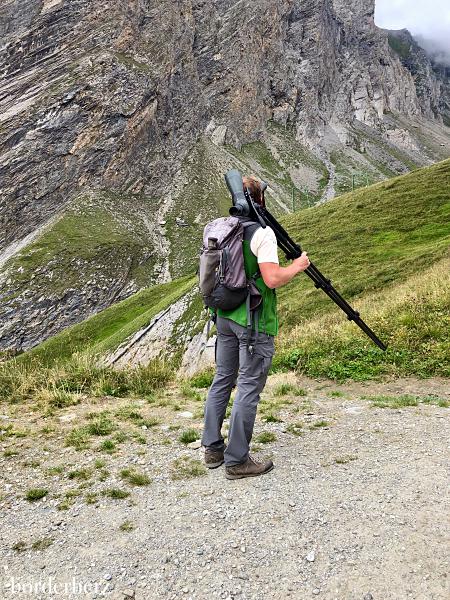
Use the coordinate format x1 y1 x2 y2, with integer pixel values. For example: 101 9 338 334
225 456 274 480
204 447 225 469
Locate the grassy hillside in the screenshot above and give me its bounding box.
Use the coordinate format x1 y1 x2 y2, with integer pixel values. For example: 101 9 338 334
276 158 450 326
273 159 450 379
17 276 195 367
3 159 449 390
3 191 164 300
275 257 449 379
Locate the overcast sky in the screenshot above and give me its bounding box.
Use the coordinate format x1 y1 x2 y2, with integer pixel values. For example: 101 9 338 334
375 0 450 52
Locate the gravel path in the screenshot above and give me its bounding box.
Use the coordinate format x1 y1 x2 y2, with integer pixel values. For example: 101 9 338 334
1 375 449 600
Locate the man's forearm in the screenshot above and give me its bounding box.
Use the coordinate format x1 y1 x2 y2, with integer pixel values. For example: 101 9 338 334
264 263 301 288
259 253 310 289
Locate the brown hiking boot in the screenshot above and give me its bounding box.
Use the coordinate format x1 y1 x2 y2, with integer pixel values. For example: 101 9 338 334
225 456 274 480
204 448 225 469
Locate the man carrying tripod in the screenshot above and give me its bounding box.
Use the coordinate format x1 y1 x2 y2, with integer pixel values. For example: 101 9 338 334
201 176 310 480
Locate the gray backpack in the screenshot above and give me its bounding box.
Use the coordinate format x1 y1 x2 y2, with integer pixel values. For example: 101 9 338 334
199 216 261 311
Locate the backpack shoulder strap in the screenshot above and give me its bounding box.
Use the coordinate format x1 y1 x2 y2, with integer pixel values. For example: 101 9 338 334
242 221 260 242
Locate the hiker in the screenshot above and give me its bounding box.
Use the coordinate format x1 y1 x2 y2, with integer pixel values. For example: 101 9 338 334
201 176 310 479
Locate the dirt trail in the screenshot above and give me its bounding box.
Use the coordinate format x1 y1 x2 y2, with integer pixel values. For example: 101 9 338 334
1 375 449 600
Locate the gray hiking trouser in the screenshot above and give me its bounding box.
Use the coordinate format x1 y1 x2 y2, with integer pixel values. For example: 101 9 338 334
202 316 275 466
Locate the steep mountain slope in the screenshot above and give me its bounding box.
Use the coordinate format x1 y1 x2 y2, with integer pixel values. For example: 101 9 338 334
386 29 450 125
12 159 449 381
1 0 449 351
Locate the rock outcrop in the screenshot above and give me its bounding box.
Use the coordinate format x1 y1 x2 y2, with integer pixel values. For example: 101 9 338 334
385 29 450 125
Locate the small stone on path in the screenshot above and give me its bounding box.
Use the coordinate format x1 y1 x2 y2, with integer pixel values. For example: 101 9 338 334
187 440 202 449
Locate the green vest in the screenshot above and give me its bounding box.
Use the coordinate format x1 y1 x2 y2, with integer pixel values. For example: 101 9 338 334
217 238 278 336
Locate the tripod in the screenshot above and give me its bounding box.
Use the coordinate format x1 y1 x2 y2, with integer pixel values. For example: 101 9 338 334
254 204 387 351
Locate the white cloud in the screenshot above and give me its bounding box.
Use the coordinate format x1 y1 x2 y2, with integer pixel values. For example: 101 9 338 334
375 0 450 57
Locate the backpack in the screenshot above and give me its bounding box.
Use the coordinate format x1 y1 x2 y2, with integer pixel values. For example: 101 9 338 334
198 216 261 311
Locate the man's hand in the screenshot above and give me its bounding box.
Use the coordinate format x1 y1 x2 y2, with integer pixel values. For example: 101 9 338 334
259 251 311 289
292 251 310 273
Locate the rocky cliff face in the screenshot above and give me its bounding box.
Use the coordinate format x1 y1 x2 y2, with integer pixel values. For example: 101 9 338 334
1 0 449 351
386 29 450 125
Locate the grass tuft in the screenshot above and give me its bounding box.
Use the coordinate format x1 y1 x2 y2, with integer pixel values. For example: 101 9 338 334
31 538 53 551
179 428 201 445
68 468 92 481
365 394 449 409
273 383 307 397
285 422 303 436
119 520 135 532
334 455 358 464
170 456 207 480
262 413 282 423
189 368 215 389
119 468 151 486
255 432 277 444
102 488 130 499
309 420 329 429
25 488 48 502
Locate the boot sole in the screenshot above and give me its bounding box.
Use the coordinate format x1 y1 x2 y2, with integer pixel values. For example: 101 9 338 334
225 464 274 480
205 459 224 469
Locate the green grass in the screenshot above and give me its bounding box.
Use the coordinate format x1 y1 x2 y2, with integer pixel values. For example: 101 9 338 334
67 468 92 481
334 455 358 464
15 276 194 367
365 394 449 408
12 541 27 552
255 431 277 444
277 160 450 327
102 488 130 499
65 427 91 450
170 456 207 480
119 468 151 486
3 449 19 458
98 439 116 453
85 492 98 505
46 465 65 476
180 382 203 402
119 520 135 532
3 192 163 302
262 413 282 423
85 414 116 436
309 420 329 429
31 537 53 551
273 383 307 397
189 368 215 389
274 159 450 380
285 422 303 436
25 488 48 502
179 429 201 445
0 353 173 406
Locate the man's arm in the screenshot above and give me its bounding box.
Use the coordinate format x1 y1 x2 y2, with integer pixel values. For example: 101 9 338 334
259 253 310 289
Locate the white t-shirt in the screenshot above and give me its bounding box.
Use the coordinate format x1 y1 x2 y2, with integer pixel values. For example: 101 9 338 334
250 226 279 264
